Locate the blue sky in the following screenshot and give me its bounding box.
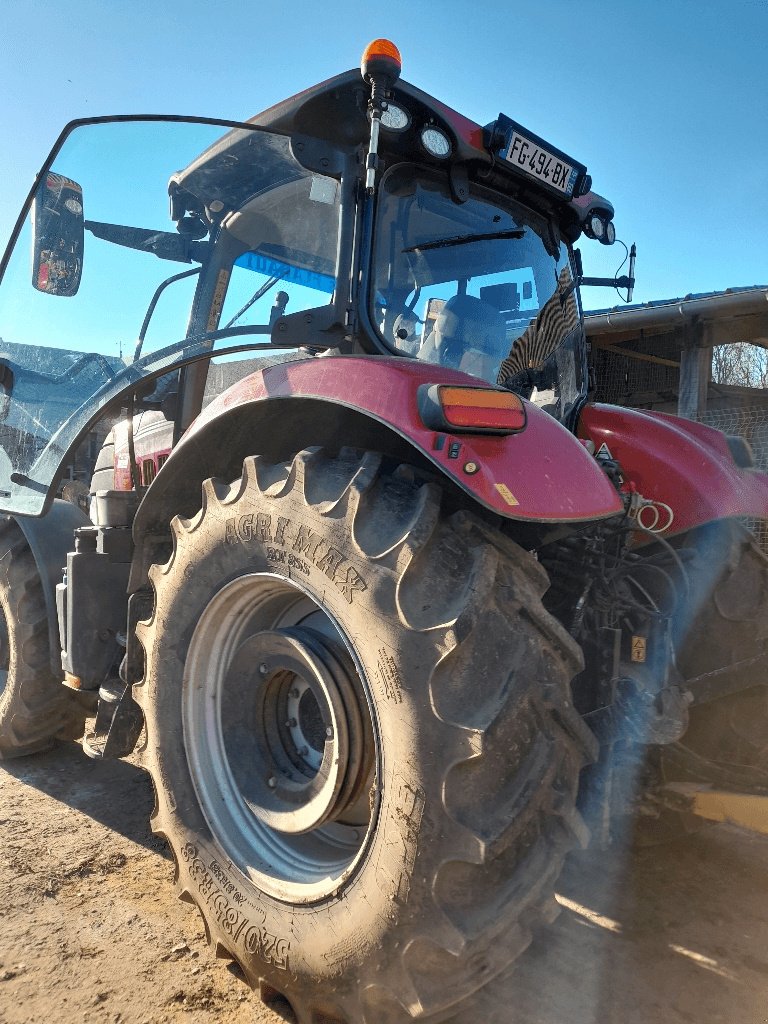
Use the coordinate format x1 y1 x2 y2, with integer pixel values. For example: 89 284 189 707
0 0 766 308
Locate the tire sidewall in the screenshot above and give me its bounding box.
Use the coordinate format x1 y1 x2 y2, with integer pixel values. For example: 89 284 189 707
0 561 20 720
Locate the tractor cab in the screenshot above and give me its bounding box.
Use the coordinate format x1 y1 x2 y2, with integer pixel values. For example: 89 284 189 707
171 43 617 431
0 40 621 517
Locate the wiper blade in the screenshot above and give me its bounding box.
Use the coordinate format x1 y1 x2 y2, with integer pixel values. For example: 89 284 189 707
403 228 525 253
224 274 285 329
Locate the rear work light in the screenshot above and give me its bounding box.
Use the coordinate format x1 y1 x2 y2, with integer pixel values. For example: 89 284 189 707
418 384 527 435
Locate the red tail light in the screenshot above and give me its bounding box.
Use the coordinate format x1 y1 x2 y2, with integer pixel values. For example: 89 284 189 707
418 384 526 434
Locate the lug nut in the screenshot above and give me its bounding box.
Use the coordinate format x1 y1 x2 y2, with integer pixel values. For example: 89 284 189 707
267 776 277 789
286 718 297 729
259 663 268 676
289 687 300 699
325 726 334 738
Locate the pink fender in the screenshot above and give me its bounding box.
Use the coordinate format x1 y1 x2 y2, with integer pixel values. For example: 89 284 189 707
184 356 623 524
579 403 768 536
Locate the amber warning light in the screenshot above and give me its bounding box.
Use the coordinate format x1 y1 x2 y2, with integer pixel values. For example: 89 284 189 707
418 384 527 435
360 38 402 81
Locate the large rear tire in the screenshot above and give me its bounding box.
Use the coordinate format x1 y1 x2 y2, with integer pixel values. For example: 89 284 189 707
638 522 768 843
676 522 768 775
135 448 596 1023
0 520 85 758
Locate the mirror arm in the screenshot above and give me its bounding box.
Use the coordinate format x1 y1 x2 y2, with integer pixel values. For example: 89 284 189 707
84 220 207 263
576 243 636 300
580 274 635 290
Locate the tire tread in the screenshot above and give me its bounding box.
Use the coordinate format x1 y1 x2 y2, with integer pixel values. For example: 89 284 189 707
0 521 85 758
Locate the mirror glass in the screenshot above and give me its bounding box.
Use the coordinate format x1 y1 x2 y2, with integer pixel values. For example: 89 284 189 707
32 172 84 296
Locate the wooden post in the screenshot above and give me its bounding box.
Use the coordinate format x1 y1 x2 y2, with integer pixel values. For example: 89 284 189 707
678 320 711 419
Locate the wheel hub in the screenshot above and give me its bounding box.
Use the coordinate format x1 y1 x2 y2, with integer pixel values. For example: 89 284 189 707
229 628 364 835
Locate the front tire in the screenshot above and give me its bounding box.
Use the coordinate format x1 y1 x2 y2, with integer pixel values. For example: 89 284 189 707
0 520 85 758
136 448 595 1023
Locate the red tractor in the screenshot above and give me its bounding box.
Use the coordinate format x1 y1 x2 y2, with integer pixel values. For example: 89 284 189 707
0 39 766 1024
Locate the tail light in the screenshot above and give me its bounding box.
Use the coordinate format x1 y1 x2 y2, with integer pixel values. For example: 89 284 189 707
418 384 526 434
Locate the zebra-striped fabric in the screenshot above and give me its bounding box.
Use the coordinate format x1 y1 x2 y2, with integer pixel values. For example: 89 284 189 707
497 265 578 383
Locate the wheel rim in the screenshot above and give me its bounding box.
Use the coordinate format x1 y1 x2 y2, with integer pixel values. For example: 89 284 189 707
182 573 377 903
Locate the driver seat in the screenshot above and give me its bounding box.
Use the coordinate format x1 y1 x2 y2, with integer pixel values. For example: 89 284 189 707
422 294 508 378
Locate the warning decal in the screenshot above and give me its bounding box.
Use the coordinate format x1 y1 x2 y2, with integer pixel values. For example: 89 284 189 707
595 442 613 460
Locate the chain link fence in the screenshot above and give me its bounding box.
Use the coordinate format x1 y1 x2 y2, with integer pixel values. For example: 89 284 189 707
696 404 768 552
590 337 680 408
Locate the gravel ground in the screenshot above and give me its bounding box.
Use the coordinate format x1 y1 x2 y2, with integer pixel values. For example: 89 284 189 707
1 740 767 1024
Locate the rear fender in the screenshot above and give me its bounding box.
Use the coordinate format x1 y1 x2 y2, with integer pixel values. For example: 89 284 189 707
133 356 620 552
12 499 90 672
579 403 768 536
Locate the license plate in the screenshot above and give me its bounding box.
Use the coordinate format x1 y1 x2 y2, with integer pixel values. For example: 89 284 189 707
504 132 578 196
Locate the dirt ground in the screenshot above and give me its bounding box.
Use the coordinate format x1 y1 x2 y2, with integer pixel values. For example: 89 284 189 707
1 741 768 1024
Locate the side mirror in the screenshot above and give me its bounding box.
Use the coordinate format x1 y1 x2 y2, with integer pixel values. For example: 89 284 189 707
31 172 84 296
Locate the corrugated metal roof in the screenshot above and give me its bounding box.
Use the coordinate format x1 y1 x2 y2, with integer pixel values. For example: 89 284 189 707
584 285 768 345
586 285 768 319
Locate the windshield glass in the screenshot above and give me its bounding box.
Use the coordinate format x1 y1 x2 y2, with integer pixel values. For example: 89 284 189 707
0 118 340 515
372 165 585 425
217 171 339 332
